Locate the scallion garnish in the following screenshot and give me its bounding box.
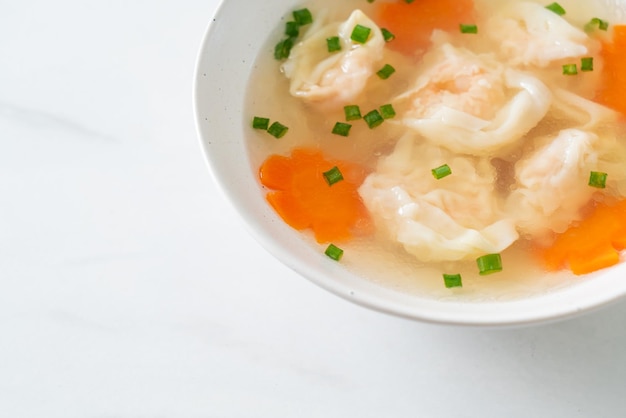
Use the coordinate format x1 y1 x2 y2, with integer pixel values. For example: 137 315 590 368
581 57 594 72
327 36 341 53
376 63 396 79
379 104 396 119
252 116 270 130
344 104 362 121
332 122 352 137
267 121 289 138
431 164 452 180
405 0 415 3
589 171 608 188
381 28 395 42
476 254 503 275
323 166 344 186
562 63 578 75
545 2 566 16
285 21 300 38
274 9 313 61
443 273 463 288
363 109 384 129
460 24 478 34
325 243 344 261
293 8 313 26
351 24 372 44
274 37 295 60
585 17 609 32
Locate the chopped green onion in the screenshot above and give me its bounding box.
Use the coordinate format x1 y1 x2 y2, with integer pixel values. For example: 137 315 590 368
443 273 463 288
545 2 566 16
323 166 344 186
326 36 341 53
252 116 270 130
344 105 362 121
405 0 415 3
325 243 344 261
562 63 578 75
293 8 313 26
381 28 395 42
476 254 503 275
267 121 289 138
585 17 609 32
379 104 396 119
285 21 299 37
589 171 608 188
367 0 375 3
351 24 372 44
363 109 384 129
581 57 594 72
460 24 478 34
274 37 295 60
332 122 352 137
431 164 452 180
376 63 396 79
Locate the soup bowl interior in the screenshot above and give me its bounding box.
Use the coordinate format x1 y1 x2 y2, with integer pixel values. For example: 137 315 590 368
194 0 626 326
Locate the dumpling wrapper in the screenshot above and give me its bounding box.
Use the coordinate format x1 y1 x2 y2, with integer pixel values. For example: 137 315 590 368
484 1 596 68
506 129 600 239
282 9 384 109
396 42 552 157
551 88 620 130
359 134 519 262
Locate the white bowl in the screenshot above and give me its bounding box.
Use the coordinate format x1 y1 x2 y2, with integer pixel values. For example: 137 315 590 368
194 0 626 326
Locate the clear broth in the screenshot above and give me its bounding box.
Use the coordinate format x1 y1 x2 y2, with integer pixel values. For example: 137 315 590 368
244 0 621 300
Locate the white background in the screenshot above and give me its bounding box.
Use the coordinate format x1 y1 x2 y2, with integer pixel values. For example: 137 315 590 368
1 0 626 416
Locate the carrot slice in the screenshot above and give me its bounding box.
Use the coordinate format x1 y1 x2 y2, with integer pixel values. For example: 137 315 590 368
259 154 293 190
266 191 310 230
595 25 626 116
259 147 372 243
541 199 626 275
568 244 620 276
375 0 475 56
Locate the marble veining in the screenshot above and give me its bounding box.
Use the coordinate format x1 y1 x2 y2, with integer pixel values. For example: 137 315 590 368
0 100 119 143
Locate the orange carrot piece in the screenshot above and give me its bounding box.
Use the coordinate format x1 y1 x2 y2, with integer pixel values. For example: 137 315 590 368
259 147 372 243
312 219 353 244
595 25 626 116
611 234 626 251
541 199 626 275
259 154 293 190
568 244 620 276
266 191 310 230
375 0 475 56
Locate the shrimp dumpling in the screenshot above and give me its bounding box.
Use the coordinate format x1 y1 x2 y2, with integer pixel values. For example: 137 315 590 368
282 10 384 110
358 134 519 262
397 42 552 156
506 129 599 239
484 1 597 68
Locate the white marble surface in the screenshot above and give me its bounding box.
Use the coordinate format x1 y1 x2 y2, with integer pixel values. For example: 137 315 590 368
2 0 626 416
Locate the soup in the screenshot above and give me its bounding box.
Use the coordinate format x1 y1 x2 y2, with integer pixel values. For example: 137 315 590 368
244 0 626 298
